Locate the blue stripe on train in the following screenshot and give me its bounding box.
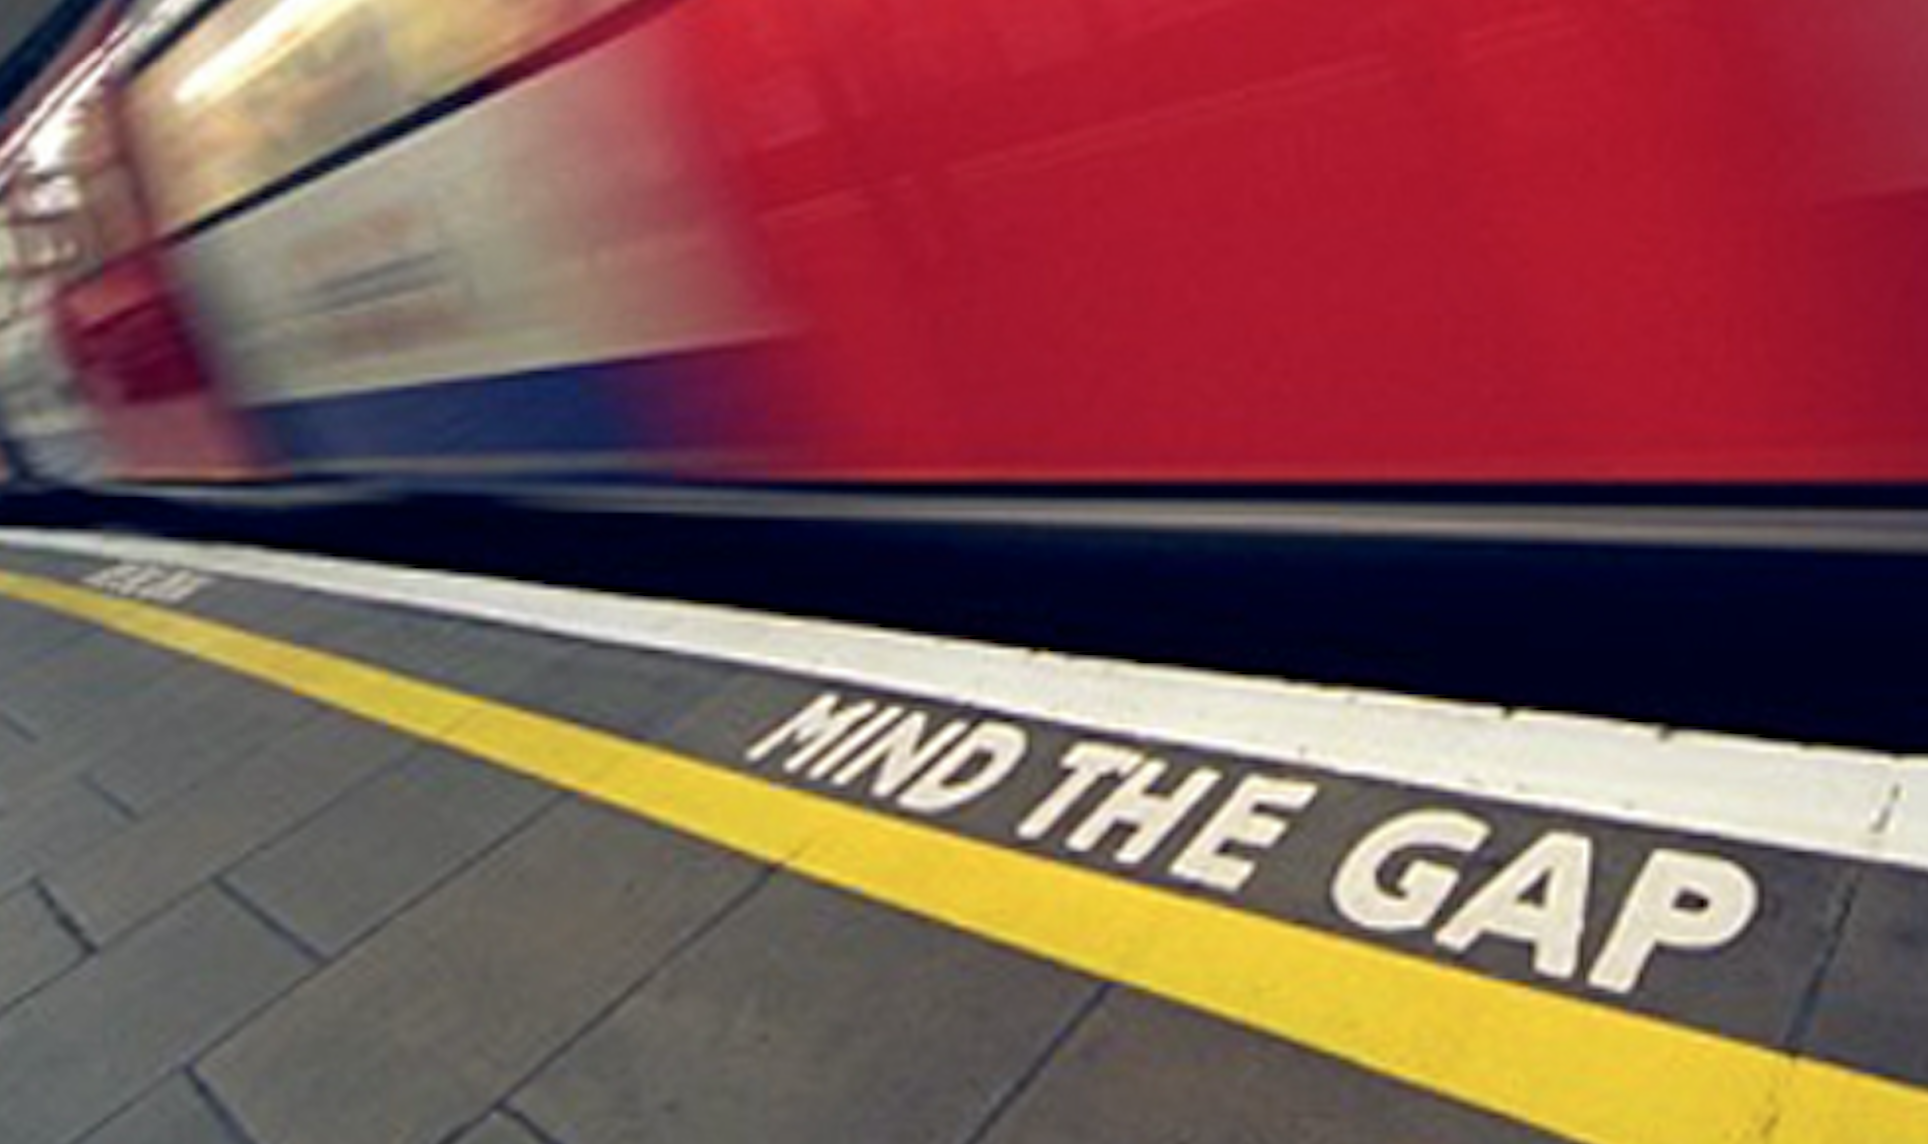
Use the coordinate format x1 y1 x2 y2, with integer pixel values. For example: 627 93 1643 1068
253 347 765 472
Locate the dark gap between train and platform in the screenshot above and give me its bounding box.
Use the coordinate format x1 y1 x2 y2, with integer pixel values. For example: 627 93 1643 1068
0 485 1922 755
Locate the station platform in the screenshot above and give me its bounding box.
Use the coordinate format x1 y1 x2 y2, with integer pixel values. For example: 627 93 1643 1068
0 527 1922 1144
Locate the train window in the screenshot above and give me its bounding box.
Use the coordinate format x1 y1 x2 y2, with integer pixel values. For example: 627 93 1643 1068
5 93 148 282
127 0 406 233
379 1 571 103
379 0 647 102
17 196 99 283
127 0 644 233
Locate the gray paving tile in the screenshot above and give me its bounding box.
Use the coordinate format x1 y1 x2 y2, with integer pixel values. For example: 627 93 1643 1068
0 890 310 1144
228 746 557 956
0 659 238 798
292 607 577 699
0 636 184 742
498 643 739 744
0 887 84 1011
3 668 321 815
0 599 91 687
85 679 323 816
165 581 343 644
453 1113 546 1144
974 990 1564 1144
201 800 766 1144
0 545 101 584
45 716 419 945
1797 867 1928 1087
184 584 386 647
515 876 1097 1144
77 1077 243 1144
0 781 130 896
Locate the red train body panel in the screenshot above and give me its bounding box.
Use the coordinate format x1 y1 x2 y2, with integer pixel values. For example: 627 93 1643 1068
2 0 1927 486
671 0 1928 480
56 247 263 478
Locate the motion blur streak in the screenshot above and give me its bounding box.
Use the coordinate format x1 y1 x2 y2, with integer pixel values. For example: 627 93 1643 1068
3 0 1928 486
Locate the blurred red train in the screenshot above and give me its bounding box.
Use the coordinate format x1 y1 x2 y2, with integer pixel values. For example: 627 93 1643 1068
3 0 1928 489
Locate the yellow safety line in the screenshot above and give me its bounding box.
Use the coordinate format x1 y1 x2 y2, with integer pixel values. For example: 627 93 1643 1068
0 566 1921 1144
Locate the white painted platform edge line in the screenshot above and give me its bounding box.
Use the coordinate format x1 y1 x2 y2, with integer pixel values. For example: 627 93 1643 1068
1 526 1918 870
